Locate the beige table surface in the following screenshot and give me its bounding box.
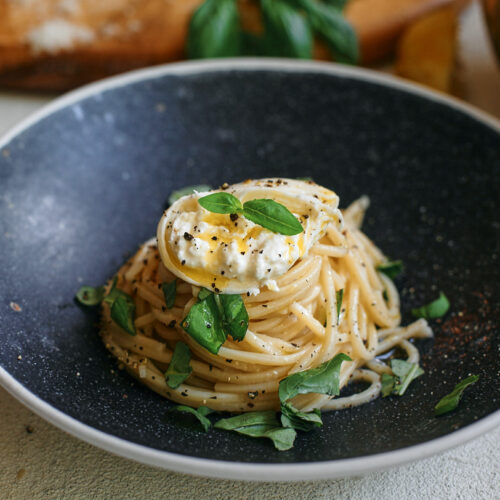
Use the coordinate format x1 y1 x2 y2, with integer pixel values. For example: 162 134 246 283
1 3 500 499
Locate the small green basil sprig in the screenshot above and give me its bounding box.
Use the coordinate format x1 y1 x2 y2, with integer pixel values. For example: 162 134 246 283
412 292 450 319
162 280 177 309
215 411 297 451
434 375 479 416
381 359 424 397
377 260 404 280
198 192 303 236
171 352 351 450
277 352 352 433
187 0 358 64
75 285 106 306
170 405 215 432
182 288 249 354
165 342 193 389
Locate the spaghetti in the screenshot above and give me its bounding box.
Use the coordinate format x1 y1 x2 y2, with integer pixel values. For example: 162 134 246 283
100 180 432 413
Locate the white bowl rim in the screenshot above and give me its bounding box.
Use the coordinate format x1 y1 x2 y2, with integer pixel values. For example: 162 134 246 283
0 58 499 482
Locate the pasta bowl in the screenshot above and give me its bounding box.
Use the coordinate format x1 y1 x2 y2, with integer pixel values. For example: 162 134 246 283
0 60 499 481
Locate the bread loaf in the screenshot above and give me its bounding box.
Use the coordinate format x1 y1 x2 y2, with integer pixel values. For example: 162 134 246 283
0 0 468 90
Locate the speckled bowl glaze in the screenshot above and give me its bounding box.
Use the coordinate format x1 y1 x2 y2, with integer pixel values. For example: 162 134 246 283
0 60 499 481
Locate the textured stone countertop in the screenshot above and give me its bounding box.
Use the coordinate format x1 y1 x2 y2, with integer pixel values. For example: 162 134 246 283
1 3 499 499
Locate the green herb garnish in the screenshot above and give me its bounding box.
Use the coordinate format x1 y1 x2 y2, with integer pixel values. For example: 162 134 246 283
198 192 243 214
279 353 351 402
198 192 303 236
162 280 177 309
377 260 404 280
110 295 136 335
411 292 450 319
75 285 105 306
187 0 241 59
102 279 136 335
213 293 248 341
170 405 214 432
243 198 304 236
336 288 344 321
434 375 479 416
182 290 249 354
381 359 424 397
168 185 212 206
261 0 313 58
165 342 193 389
280 401 322 432
214 411 296 451
298 0 358 64
182 294 227 354
391 359 424 396
188 0 358 64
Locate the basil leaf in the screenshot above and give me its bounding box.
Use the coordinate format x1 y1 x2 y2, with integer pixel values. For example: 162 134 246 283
434 375 479 416
102 278 136 335
182 290 249 352
162 280 176 309
102 280 136 336
279 353 351 402
198 192 243 214
251 427 296 451
299 0 358 64
170 405 214 432
280 401 322 431
336 288 344 321
411 292 450 319
242 199 303 236
187 0 242 59
168 185 211 206
110 294 136 335
182 294 227 354
75 285 105 306
214 410 278 430
165 342 192 389
216 293 249 341
391 359 415 378
377 260 404 280
381 373 396 397
391 359 424 396
261 0 313 58
214 411 296 451
198 288 212 301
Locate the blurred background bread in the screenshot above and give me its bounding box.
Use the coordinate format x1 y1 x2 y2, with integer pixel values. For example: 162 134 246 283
0 0 203 90
0 0 470 91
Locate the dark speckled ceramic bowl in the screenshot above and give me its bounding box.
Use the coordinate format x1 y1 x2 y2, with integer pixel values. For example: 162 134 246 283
0 60 499 481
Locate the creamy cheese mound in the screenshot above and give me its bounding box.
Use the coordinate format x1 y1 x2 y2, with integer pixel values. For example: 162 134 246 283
157 178 343 295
